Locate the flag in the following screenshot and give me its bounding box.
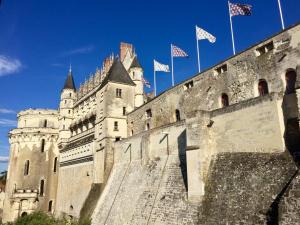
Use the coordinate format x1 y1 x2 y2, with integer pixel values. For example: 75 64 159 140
142 77 151 88
196 26 216 43
229 2 252 17
154 60 170 72
171 45 188 57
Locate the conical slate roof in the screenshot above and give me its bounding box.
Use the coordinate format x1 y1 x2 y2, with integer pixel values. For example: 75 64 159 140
63 70 76 90
100 59 135 89
129 56 142 69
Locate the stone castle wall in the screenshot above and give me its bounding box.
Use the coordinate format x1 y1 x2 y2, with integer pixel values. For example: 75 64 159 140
128 24 300 135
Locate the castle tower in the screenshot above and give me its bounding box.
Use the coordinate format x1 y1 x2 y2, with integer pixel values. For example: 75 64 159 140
3 110 59 223
58 66 76 146
129 56 144 108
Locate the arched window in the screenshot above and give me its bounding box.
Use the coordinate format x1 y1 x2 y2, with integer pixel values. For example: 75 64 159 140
48 200 53 212
53 157 58 173
40 179 45 196
175 110 181 122
285 70 297 94
21 212 28 217
24 160 30 176
43 120 47 128
258 79 269 96
221 93 229 107
41 139 45 152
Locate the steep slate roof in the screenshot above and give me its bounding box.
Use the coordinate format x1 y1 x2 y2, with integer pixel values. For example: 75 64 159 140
129 56 142 69
100 59 135 89
63 71 76 90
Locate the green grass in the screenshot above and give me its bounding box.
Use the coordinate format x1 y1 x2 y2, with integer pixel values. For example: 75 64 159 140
4 211 91 225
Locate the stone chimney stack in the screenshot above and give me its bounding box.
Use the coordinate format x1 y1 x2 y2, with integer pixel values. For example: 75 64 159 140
120 42 133 62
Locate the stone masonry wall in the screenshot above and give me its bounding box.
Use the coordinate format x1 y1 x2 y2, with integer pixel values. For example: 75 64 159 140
198 152 298 225
92 122 200 225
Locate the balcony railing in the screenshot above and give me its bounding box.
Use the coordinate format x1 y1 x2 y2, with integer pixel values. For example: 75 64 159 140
69 127 95 142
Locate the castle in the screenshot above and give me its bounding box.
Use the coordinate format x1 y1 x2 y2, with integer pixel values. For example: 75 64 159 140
2 23 300 224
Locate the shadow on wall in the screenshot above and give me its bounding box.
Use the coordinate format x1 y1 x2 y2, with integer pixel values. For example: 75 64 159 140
266 170 299 225
283 69 300 166
266 73 300 224
177 129 188 191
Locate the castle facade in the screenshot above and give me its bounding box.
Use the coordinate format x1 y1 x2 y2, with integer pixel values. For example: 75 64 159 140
3 24 300 224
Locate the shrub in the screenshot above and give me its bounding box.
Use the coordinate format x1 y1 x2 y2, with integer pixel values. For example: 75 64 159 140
6 211 91 225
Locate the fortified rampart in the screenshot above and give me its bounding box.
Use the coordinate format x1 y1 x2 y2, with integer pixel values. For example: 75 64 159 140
91 23 300 224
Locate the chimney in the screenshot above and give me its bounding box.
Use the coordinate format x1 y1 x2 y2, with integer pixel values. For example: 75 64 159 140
120 42 133 62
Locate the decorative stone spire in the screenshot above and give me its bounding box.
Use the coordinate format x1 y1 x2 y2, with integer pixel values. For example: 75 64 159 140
63 66 76 90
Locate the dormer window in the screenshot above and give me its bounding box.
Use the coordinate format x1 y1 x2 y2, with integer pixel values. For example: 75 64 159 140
116 89 122 98
256 41 274 56
114 121 119 131
215 64 227 75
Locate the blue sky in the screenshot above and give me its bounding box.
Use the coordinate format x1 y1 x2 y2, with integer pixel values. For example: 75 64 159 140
0 0 300 171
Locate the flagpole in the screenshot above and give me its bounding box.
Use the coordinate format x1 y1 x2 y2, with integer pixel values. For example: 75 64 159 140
196 27 201 73
228 1 236 55
171 44 175 86
153 61 157 97
277 0 285 30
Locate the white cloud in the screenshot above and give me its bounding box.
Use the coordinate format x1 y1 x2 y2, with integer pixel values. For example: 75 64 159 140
0 55 22 76
61 45 95 57
0 109 15 114
0 157 9 163
0 119 17 127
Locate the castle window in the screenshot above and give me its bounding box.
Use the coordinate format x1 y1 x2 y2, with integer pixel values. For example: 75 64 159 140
131 130 134 136
53 157 58 173
258 79 269 96
256 41 274 56
116 89 122 98
40 179 45 196
184 81 194 90
69 93 72 97
48 200 53 212
123 107 126 116
285 70 297 94
65 100 67 104
146 109 152 118
215 64 228 75
24 160 30 176
175 109 181 122
114 121 119 131
43 120 47 128
115 137 121 142
68 110 71 114
146 123 150 131
41 139 45 152
132 71 135 79
221 93 229 107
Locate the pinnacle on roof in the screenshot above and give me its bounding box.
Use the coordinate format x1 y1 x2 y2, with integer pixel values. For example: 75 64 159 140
129 56 142 69
63 66 76 90
100 59 135 89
